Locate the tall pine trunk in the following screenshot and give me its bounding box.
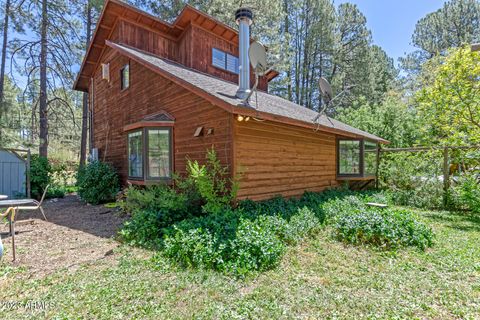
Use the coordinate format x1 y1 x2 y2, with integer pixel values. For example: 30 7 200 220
80 1 92 167
283 0 292 101
0 0 11 144
39 0 48 157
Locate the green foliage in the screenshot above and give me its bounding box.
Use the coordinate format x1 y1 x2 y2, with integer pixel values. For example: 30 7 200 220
227 218 285 275
76 161 119 204
118 210 163 249
337 95 420 148
119 184 202 247
379 151 444 208
186 149 238 214
416 47 480 146
163 227 222 270
324 197 434 250
452 174 480 213
412 0 480 56
46 184 66 198
30 155 51 199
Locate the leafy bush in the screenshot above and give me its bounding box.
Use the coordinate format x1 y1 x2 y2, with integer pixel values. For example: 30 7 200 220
452 174 480 213
162 206 320 276
226 218 285 275
30 155 51 199
379 151 444 208
186 148 238 214
119 184 203 246
118 210 163 249
325 197 434 250
46 184 66 198
284 207 321 244
76 161 119 204
164 227 222 270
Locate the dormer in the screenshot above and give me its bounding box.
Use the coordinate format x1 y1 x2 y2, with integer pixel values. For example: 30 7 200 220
74 0 278 93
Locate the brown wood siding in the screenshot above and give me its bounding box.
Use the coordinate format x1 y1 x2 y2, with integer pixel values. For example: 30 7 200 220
118 20 178 61
92 49 233 184
234 119 340 201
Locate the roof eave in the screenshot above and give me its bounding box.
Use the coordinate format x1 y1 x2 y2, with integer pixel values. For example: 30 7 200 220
106 41 388 143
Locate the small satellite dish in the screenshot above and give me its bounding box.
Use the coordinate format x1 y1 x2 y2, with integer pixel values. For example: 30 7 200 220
318 77 333 104
249 41 268 75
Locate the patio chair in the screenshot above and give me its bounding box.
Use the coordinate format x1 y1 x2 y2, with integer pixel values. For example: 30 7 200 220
15 185 49 221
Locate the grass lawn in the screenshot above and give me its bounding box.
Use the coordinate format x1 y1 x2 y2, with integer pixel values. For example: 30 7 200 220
1 208 479 319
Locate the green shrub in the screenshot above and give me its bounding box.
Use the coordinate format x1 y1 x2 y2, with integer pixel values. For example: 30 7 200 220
452 174 480 213
163 227 223 269
118 210 163 249
120 184 202 244
186 148 238 214
327 198 434 250
379 151 444 208
226 218 285 276
284 207 321 244
30 155 51 199
162 206 320 276
46 184 66 198
76 161 119 204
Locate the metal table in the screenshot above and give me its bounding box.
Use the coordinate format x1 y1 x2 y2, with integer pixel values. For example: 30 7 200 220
0 199 36 261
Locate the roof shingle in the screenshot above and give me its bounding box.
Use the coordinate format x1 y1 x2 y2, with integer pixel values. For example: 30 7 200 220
107 41 387 143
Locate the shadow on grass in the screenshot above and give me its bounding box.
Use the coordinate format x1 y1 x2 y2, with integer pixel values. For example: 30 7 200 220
422 210 480 232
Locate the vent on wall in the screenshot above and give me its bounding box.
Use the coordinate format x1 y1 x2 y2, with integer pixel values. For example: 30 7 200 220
102 63 110 82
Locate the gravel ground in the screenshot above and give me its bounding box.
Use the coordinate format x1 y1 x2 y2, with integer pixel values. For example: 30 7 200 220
0 195 127 277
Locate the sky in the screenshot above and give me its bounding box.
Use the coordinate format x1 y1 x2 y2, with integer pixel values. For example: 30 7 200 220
335 0 447 64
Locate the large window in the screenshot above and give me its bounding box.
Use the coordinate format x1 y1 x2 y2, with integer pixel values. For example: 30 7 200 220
339 140 361 175
147 129 171 179
337 139 378 178
212 48 239 74
127 127 172 181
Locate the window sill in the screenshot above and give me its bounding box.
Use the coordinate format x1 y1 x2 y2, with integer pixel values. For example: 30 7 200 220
336 176 376 181
127 179 173 186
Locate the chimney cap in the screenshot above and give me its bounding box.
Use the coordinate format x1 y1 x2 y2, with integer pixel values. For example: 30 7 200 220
235 8 253 25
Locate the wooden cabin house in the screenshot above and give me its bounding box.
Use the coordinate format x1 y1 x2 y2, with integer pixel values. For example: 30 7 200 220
74 0 387 201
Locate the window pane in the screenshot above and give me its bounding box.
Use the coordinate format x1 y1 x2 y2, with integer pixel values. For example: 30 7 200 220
121 64 129 90
226 54 239 74
128 131 143 178
339 140 361 175
148 129 171 178
364 141 377 176
212 48 226 69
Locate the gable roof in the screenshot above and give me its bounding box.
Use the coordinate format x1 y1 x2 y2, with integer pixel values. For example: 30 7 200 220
74 0 278 91
107 41 387 143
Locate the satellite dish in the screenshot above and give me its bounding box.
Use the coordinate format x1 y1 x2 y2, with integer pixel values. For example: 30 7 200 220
318 77 333 104
249 41 268 75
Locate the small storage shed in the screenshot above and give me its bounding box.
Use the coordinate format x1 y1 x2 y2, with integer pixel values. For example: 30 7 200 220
0 149 27 198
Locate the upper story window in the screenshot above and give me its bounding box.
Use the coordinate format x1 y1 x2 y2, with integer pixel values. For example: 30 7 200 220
120 64 130 90
212 48 239 74
337 139 378 178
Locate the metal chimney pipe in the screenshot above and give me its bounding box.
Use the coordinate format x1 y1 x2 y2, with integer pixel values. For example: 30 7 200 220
235 8 253 100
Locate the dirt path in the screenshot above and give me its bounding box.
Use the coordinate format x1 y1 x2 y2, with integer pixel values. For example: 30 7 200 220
0 195 127 277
